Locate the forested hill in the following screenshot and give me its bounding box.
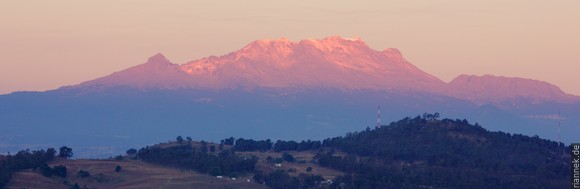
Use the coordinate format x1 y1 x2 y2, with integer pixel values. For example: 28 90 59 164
318 114 570 188
2 115 571 189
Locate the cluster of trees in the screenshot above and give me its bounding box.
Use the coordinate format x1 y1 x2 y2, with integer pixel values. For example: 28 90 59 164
0 147 67 188
232 138 272 152
273 140 322 152
136 138 331 188
313 114 569 188
222 137 323 153
39 164 67 178
253 170 326 189
136 143 257 177
221 137 235 146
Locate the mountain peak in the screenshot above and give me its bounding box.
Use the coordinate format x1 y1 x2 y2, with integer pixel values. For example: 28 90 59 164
75 52 193 90
245 37 294 49
240 36 368 55
449 74 580 104
383 48 401 56
382 48 404 61
236 38 297 61
177 36 445 91
300 36 368 52
321 36 364 43
147 53 171 65
255 37 291 44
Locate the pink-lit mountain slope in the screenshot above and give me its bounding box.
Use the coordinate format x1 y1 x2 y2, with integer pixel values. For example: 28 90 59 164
180 36 444 92
75 36 445 92
71 36 579 104
77 53 195 89
448 74 579 104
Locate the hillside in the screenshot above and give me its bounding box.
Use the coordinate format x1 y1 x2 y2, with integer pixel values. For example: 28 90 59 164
4 142 341 189
3 115 571 189
320 114 569 188
6 159 266 189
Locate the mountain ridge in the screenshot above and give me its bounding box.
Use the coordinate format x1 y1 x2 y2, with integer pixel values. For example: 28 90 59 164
2 36 578 158
66 36 579 105
449 74 579 104
175 36 445 91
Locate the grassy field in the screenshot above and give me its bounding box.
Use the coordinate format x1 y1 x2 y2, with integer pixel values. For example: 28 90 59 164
6 141 345 189
6 159 266 189
142 140 345 180
238 151 344 180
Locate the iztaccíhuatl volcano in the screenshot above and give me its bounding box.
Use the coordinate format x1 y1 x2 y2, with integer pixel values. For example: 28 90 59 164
75 36 577 104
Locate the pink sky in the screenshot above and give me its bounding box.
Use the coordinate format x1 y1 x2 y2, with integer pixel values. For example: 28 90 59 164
1 0 579 95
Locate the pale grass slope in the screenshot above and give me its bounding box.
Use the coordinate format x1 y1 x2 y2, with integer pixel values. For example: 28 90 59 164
7 159 266 189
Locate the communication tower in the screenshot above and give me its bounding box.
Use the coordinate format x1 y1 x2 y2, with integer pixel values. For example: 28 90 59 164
377 105 381 128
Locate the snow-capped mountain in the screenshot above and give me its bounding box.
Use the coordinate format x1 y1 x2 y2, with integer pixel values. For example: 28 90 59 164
73 36 578 104
179 36 444 92
2 36 579 157
76 36 444 93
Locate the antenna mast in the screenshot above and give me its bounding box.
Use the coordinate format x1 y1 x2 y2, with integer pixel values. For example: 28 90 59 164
377 105 381 128
558 109 561 148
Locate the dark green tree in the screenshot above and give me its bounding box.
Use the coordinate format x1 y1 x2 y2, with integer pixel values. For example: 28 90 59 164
126 148 137 155
209 166 222 176
52 165 67 178
39 164 52 177
115 165 122 173
46 148 57 159
282 153 295 162
222 137 235 145
70 183 80 189
77 170 90 178
58 146 73 159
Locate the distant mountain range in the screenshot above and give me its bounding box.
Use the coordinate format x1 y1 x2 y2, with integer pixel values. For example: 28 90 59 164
73 36 577 105
77 37 443 92
1 36 578 158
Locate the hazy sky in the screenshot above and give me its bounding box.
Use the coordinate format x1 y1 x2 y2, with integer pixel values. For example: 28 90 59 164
1 0 579 95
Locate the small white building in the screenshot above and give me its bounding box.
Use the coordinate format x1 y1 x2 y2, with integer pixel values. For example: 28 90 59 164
275 163 282 167
216 176 223 179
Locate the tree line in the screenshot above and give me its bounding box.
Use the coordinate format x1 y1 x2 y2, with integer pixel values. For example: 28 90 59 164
313 114 570 189
222 137 323 152
135 142 257 178
0 146 73 188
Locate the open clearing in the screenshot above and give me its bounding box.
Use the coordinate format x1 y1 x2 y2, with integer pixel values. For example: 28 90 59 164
7 159 266 189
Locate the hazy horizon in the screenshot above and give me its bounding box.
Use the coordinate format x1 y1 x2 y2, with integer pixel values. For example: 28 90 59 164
1 1 579 95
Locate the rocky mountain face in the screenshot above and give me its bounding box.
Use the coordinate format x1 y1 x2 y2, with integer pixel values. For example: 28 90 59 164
76 37 445 92
178 37 445 92
73 36 578 105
